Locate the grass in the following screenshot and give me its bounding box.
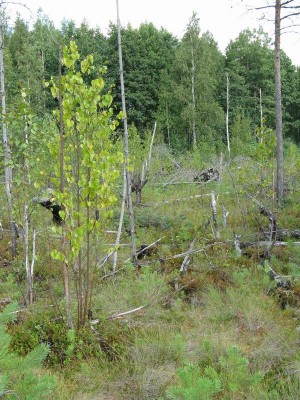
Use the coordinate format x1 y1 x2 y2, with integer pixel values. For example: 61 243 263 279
2 148 300 398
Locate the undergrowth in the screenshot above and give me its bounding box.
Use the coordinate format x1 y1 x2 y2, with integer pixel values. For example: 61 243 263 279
1 149 300 399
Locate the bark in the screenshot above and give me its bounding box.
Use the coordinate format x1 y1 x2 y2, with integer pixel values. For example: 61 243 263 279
132 173 148 206
259 88 263 131
113 167 127 272
58 46 73 329
191 44 196 147
116 0 137 264
226 73 230 156
0 16 17 257
180 237 196 275
222 204 229 228
211 190 220 239
248 193 277 240
83 178 91 323
234 233 242 257
275 0 284 204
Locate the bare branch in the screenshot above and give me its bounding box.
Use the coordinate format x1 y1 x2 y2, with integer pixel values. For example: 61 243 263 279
1 1 32 14
280 24 300 33
282 0 298 5
281 11 300 19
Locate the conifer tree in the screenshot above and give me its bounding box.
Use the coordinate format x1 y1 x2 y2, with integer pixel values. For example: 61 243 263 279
0 302 56 399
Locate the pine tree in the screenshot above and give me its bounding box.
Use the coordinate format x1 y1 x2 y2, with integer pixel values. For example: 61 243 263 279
0 302 57 399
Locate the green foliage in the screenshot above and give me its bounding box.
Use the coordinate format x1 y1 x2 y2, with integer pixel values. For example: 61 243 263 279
47 40 124 324
225 28 275 129
0 302 57 399
7 16 45 113
253 123 276 163
8 308 114 367
6 89 51 208
164 345 262 400
165 362 221 400
48 40 123 260
230 109 254 156
108 22 177 133
158 13 225 151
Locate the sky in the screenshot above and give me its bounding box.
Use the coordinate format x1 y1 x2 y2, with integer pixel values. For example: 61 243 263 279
8 0 300 66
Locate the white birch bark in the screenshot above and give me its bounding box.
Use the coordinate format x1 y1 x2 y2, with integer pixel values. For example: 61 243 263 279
113 167 127 272
211 190 220 239
226 73 230 156
0 14 17 257
116 0 137 263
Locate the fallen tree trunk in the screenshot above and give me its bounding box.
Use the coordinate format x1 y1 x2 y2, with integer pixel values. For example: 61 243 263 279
241 241 300 249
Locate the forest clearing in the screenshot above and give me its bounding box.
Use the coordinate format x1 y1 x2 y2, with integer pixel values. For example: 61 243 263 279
1 1 300 399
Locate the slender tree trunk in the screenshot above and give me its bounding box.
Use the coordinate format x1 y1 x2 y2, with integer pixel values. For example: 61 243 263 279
58 46 73 328
211 190 220 239
24 202 31 304
30 228 36 301
0 17 17 257
275 0 284 204
74 125 83 326
191 45 196 148
259 88 263 130
226 73 230 156
113 166 127 272
116 0 137 264
166 104 171 148
83 171 91 323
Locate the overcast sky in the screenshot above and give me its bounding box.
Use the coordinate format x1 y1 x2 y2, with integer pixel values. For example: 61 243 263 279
8 0 300 66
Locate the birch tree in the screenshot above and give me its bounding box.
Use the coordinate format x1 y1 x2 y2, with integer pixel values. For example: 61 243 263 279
48 41 122 327
0 9 17 257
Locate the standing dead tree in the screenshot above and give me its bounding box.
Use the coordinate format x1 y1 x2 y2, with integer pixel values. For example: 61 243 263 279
131 122 157 206
116 0 137 264
211 190 220 239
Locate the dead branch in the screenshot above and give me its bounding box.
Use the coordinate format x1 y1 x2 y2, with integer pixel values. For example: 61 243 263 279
90 305 145 325
125 236 165 263
247 193 277 240
242 241 300 248
165 242 223 261
264 262 291 289
180 237 197 275
106 305 145 320
144 193 211 207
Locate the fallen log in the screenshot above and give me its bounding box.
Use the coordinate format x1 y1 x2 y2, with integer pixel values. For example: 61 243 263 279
241 241 300 249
